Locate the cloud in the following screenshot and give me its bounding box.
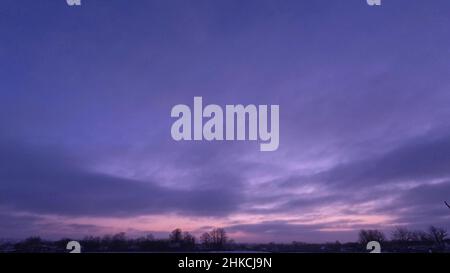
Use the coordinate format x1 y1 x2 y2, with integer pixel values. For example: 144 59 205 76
226 220 360 243
373 181 450 228
238 130 450 233
0 210 107 240
296 130 450 190
2 0 450 241
0 140 244 218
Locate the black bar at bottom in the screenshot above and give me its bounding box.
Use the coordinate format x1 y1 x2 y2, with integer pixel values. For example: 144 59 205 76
0 253 448 272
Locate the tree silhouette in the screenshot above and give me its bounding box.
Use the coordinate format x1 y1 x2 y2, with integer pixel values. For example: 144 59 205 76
169 228 183 244
168 228 197 250
182 232 196 250
200 232 212 248
199 228 229 250
391 227 413 243
358 229 386 246
408 230 430 242
14 237 47 252
428 226 447 249
209 228 228 250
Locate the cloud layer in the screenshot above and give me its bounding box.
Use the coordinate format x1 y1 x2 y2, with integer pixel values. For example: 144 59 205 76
1 0 450 242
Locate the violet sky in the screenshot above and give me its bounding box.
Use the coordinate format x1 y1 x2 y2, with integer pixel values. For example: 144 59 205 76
1 0 450 243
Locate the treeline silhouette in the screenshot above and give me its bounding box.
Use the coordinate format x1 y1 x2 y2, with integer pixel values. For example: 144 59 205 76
1 226 449 253
358 226 448 252
0 227 232 253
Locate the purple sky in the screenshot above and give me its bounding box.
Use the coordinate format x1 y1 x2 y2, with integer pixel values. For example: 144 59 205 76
1 0 450 243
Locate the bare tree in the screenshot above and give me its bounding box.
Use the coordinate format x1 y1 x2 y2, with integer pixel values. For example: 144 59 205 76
200 232 211 247
169 228 183 244
358 229 386 245
210 228 228 249
391 227 412 242
428 226 447 248
182 232 196 249
409 230 430 242
200 228 229 249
